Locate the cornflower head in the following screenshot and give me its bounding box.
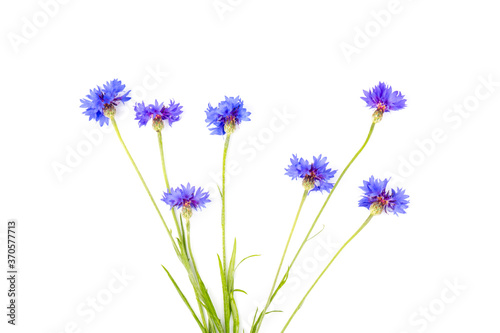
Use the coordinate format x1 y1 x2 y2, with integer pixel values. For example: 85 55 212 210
358 176 409 215
134 99 183 132
161 183 211 219
205 96 251 135
80 79 131 126
285 154 337 193
361 82 407 123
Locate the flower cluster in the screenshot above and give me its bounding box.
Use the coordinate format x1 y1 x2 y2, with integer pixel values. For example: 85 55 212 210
205 96 251 135
358 176 409 215
361 82 407 123
162 183 211 219
134 99 183 131
80 79 131 126
285 154 337 193
80 79 412 333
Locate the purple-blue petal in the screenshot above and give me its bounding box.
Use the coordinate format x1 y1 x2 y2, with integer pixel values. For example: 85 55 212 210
361 82 407 112
80 79 131 126
205 96 250 135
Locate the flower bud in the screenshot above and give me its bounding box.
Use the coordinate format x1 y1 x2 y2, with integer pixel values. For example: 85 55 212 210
224 119 236 135
182 205 193 220
302 177 316 191
369 201 384 215
372 108 384 123
103 104 116 119
153 116 164 132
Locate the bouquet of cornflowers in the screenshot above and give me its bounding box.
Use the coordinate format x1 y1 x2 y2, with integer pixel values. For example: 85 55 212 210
80 80 410 332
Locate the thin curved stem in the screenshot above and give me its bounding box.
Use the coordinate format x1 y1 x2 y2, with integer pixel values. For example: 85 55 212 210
281 214 374 332
221 134 231 332
253 122 376 333
287 122 376 270
221 134 231 271
157 131 183 240
110 117 180 257
254 189 308 332
157 131 208 330
186 219 208 329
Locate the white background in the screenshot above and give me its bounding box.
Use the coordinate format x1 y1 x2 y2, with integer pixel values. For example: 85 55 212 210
1 0 500 332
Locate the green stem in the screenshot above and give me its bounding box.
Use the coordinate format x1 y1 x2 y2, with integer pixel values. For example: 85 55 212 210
186 219 208 329
256 189 308 332
281 214 374 332
221 134 231 333
157 131 184 241
253 122 376 333
286 122 376 270
157 131 208 330
110 117 180 257
221 134 231 271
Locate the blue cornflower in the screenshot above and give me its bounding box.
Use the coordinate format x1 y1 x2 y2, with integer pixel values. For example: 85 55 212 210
358 176 409 215
162 183 211 219
285 154 337 193
361 82 407 123
80 79 131 126
205 96 251 135
134 99 183 131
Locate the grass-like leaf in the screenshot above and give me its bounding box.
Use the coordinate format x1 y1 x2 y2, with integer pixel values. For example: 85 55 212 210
264 310 283 315
306 224 325 242
227 239 237 291
195 272 224 332
230 292 240 333
216 184 223 198
235 254 261 271
218 255 231 333
251 267 290 332
162 265 206 332
233 289 247 295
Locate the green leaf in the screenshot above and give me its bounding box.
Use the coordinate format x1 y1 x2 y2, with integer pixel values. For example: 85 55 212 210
270 267 290 302
179 214 187 247
196 274 224 332
218 255 231 333
216 184 223 198
227 239 237 291
264 310 283 315
251 308 259 328
161 265 206 332
306 224 325 242
251 267 291 332
236 254 261 271
227 239 240 332
230 292 240 333
233 289 247 295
